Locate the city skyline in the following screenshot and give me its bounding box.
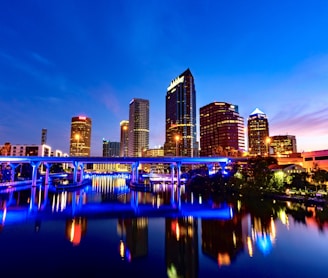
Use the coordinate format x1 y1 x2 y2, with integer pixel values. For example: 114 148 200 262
1 1 328 155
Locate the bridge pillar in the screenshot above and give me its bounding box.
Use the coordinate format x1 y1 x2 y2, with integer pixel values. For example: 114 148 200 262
43 162 52 185
31 161 41 187
131 162 139 183
29 186 37 212
72 161 79 184
176 161 181 186
79 163 84 184
9 163 19 182
170 163 175 185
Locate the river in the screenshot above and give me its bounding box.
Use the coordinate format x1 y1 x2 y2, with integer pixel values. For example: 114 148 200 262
0 174 327 277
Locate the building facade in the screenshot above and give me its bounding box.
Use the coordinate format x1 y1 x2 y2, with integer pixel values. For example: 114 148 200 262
164 69 198 157
7 144 51 156
270 135 297 156
120 120 129 157
69 116 92 157
247 108 269 156
128 98 149 157
103 139 120 157
144 147 164 157
200 102 245 157
302 150 328 172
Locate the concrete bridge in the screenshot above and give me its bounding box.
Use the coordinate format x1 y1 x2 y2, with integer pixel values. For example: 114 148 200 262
0 155 247 187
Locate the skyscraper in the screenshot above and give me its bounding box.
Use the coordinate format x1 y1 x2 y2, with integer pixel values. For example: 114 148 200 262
41 128 47 145
164 69 198 157
120 120 129 157
247 108 269 156
128 99 149 157
200 102 245 157
69 116 92 156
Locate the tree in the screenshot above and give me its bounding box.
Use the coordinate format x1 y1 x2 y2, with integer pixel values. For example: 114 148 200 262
312 169 328 189
290 172 310 190
240 156 277 194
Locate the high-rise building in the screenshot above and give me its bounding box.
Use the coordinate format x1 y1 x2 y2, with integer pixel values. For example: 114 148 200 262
164 69 198 157
69 116 92 156
128 99 149 157
120 120 129 157
200 102 245 157
41 128 47 145
270 135 297 156
103 139 120 157
247 108 269 156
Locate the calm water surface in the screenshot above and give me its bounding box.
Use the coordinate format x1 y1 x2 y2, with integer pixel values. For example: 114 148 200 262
0 175 328 277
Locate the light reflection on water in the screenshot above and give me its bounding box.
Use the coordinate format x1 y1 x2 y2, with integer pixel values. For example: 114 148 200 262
0 175 327 277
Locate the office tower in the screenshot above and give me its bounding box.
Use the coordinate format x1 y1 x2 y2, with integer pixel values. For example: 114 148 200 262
103 139 120 157
164 69 198 157
247 108 269 156
120 120 129 157
200 102 245 157
41 128 47 145
103 139 110 157
270 135 297 155
128 99 149 157
69 116 92 156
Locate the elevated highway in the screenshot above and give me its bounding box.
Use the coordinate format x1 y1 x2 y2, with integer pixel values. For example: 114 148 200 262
0 155 248 187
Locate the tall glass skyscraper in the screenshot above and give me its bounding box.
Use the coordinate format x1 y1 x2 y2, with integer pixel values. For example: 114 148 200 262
128 98 149 157
164 69 198 157
247 108 269 156
69 116 92 156
200 102 245 156
119 120 129 157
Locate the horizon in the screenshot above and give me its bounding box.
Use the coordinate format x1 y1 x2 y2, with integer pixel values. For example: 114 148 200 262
1 1 328 155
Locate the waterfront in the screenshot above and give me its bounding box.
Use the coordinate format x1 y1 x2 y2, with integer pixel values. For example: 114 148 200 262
0 175 328 277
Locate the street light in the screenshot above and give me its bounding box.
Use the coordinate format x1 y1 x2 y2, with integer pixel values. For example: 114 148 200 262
75 134 80 156
175 135 180 156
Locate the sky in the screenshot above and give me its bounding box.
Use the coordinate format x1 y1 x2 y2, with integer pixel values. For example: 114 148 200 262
1 0 328 156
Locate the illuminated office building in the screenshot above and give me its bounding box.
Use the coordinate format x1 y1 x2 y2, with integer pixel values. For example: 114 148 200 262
270 135 297 156
128 99 149 157
103 139 120 157
69 116 92 157
164 69 198 157
247 108 269 156
200 102 245 156
120 120 129 157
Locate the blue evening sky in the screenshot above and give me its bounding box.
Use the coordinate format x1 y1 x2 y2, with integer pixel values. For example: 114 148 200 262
1 0 328 156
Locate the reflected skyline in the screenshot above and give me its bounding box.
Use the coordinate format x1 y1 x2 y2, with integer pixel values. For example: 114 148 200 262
0 175 328 277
